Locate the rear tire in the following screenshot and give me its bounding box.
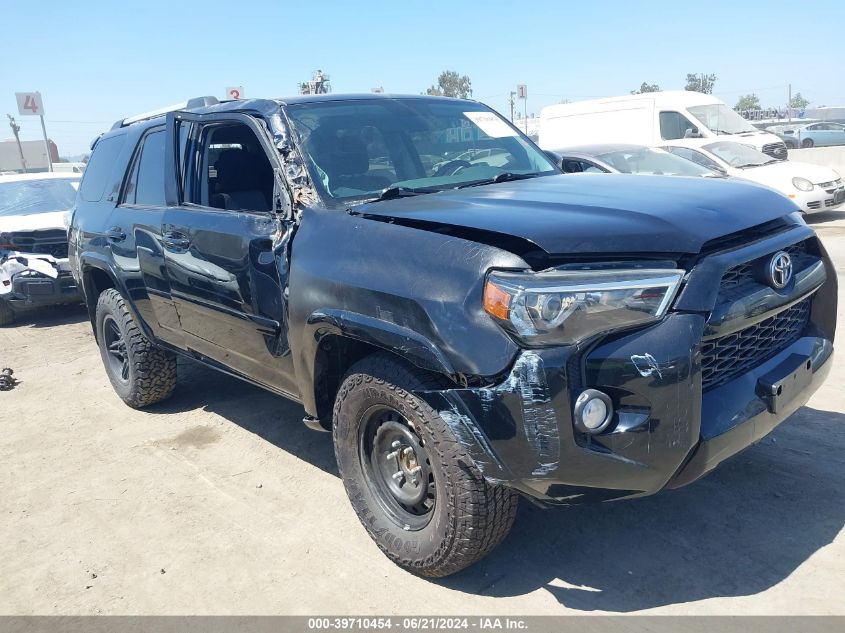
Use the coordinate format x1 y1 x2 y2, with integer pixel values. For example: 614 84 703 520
0 300 14 327
802 138 814 148
333 353 518 577
95 288 177 408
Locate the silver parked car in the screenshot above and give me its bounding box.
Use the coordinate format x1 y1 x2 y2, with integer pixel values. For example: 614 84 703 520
551 143 726 177
783 122 845 148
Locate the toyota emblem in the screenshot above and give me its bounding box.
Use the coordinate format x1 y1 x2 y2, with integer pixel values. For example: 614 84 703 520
768 251 793 289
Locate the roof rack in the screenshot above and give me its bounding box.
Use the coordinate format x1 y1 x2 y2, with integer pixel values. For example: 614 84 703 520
110 96 220 129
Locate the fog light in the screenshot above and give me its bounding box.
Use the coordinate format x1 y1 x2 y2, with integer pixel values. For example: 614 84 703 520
574 389 614 434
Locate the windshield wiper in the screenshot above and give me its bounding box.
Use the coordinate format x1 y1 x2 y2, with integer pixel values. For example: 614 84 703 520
371 185 441 202
455 172 543 189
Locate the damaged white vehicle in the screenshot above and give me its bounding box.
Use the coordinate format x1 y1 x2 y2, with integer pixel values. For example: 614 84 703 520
0 173 83 326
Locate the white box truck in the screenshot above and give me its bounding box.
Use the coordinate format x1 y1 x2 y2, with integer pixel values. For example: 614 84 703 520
540 91 787 160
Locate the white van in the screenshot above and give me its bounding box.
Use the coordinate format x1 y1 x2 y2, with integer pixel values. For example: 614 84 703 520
540 91 787 160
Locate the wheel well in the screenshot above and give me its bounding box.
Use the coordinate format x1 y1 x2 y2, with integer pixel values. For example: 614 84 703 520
83 267 115 330
313 335 451 426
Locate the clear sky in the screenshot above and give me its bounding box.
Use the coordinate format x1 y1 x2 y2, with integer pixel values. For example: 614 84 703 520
3 0 844 156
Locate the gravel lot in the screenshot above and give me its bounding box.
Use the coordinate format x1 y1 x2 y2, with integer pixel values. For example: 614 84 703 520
1 212 844 615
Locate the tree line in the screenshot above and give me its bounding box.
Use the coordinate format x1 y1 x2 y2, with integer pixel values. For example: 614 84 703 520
424 70 812 112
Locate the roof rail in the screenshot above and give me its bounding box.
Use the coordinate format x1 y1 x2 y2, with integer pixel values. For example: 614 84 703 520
110 96 220 129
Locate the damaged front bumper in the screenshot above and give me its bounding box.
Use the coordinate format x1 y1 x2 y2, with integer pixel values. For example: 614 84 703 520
0 252 82 310
417 308 834 505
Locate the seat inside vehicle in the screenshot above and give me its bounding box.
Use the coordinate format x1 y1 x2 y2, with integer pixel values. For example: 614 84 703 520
306 123 393 195
205 124 274 211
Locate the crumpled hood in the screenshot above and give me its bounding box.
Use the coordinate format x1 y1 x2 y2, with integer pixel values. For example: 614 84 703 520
0 210 68 234
357 173 799 256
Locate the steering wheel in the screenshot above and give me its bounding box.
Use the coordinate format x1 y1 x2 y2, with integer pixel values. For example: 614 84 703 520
433 159 472 177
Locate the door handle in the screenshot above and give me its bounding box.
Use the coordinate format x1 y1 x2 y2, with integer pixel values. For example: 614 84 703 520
106 226 126 242
162 231 191 250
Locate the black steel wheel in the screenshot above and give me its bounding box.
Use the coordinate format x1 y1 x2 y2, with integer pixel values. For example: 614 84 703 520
333 352 518 577
359 406 436 531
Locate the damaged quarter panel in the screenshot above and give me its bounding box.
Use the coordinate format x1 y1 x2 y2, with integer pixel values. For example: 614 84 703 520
288 205 530 417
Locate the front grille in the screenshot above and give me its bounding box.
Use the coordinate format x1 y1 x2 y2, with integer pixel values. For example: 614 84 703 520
808 201 822 210
701 298 811 390
719 241 808 292
6 230 69 259
762 142 788 160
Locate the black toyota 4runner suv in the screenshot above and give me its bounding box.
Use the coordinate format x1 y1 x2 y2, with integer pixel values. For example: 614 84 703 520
69 94 836 577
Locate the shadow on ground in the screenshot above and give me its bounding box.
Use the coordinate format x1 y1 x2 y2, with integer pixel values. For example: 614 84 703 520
440 406 845 611
150 357 339 477
8 303 89 328
145 359 845 611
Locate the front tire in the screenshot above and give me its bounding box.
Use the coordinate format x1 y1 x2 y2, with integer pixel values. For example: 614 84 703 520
333 353 518 577
95 288 176 408
0 300 14 327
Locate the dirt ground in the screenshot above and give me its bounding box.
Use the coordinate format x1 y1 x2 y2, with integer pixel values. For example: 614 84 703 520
1 213 844 616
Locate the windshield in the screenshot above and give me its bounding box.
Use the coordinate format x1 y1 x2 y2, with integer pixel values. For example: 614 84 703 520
285 99 558 206
0 178 80 217
688 104 757 135
703 142 774 168
595 147 718 177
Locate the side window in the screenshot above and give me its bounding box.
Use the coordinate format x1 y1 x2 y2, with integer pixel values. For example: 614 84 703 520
121 129 166 206
659 111 697 140
189 123 274 212
664 146 721 171
80 134 127 202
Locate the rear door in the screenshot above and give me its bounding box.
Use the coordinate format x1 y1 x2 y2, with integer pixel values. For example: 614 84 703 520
107 126 183 346
162 110 298 396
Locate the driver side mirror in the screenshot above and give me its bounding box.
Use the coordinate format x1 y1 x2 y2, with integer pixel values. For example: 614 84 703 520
684 126 702 139
543 150 564 170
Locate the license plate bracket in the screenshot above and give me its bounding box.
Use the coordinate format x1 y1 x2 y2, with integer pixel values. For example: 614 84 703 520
756 353 813 414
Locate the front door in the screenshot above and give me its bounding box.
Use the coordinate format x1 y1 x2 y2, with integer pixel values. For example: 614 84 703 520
162 111 298 397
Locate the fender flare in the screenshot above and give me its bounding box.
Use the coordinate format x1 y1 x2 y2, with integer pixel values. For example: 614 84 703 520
305 308 457 377
79 255 152 341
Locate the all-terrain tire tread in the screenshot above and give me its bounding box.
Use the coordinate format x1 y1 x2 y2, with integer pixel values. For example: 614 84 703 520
96 288 176 408
333 352 518 578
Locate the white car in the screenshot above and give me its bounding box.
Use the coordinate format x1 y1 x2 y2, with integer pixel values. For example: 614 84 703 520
662 140 844 213
0 172 83 325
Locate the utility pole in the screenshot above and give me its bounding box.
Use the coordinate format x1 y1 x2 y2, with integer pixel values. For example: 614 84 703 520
39 114 53 172
508 91 516 122
6 114 28 173
788 83 792 122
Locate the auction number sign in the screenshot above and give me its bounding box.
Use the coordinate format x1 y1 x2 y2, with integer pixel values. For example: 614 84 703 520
15 92 45 116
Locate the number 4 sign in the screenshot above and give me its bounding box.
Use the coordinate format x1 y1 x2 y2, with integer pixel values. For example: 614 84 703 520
15 92 46 116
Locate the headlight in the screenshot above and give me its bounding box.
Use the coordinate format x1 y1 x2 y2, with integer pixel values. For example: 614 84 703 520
792 177 814 192
483 267 685 346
